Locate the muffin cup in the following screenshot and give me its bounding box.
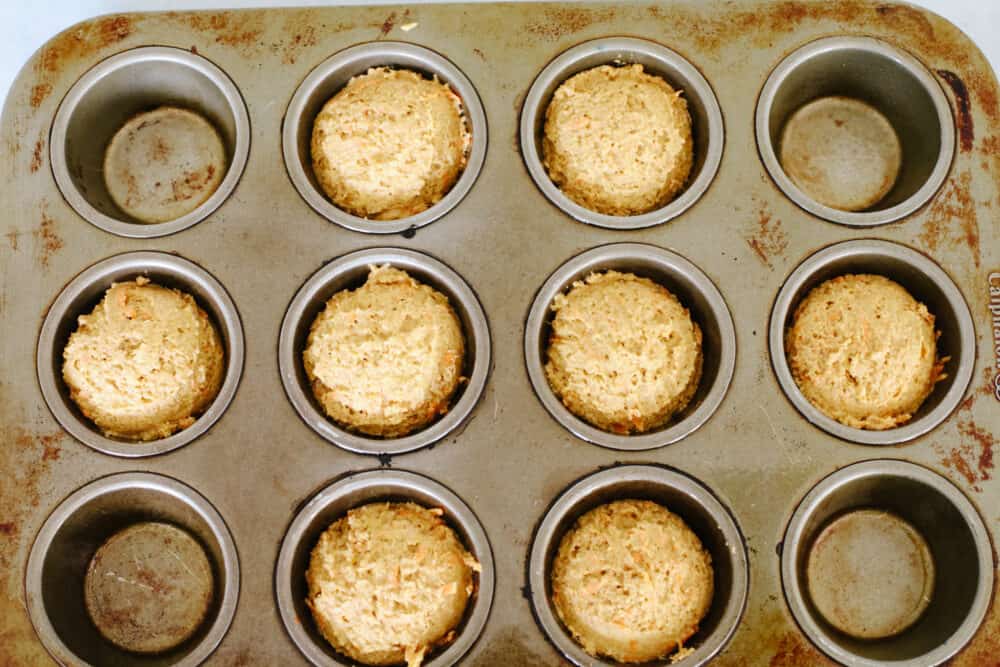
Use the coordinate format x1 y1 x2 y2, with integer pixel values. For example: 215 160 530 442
527 464 748 666
50 46 250 238
519 37 724 230
769 239 975 445
274 469 495 667
781 460 993 665
756 36 954 226
278 247 491 455
282 41 487 234
524 243 735 450
37 251 245 457
25 472 240 667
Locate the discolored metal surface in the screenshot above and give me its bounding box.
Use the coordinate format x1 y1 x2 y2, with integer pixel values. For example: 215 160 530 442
2 2 999 665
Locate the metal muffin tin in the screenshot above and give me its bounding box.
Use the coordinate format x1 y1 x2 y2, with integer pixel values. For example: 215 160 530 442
25 472 240 667
2 2 998 665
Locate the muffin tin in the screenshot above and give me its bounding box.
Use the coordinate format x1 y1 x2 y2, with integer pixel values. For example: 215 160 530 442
1 2 998 665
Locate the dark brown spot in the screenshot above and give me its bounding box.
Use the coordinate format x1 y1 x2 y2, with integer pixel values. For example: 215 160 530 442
937 70 974 152
745 204 788 270
33 203 64 269
29 137 44 174
523 7 617 41
29 83 52 109
473 48 485 61
0 523 15 536
379 11 397 37
5 231 18 251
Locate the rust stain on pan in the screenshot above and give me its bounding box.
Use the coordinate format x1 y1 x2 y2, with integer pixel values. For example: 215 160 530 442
768 631 832 666
33 15 134 104
33 203 64 270
918 171 980 269
937 69 974 152
951 581 1000 665
745 202 788 270
467 627 550 667
523 7 617 41
378 10 398 38
182 12 265 55
29 135 44 174
936 420 996 492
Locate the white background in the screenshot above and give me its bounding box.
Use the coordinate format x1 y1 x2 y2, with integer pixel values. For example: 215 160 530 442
1 0 998 106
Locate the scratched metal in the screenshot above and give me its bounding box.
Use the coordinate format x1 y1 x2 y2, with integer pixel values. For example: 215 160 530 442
1 2 998 665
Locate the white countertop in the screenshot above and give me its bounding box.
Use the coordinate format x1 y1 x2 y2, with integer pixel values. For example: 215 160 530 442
2 0 997 110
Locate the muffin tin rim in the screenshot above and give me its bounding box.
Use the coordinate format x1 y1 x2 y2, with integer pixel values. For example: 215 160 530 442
24 470 242 667
526 463 750 667
754 35 956 227
273 468 496 667
779 458 995 666
277 246 492 455
48 45 252 239
281 40 489 235
523 242 737 450
35 250 246 458
519 35 725 230
767 238 976 445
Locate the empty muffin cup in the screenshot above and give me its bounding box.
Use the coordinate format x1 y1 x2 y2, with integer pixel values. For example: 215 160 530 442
282 41 487 234
524 243 735 450
769 239 975 445
781 460 993 666
50 46 250 238
25 472 240 667
520 37 723 229
278 247 491 455
756 36 954 226
37 251 245 457
275 469 495 667
528 464 748 666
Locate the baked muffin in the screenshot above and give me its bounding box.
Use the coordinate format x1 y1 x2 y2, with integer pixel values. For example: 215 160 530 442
551 499 714 663
62 277 225 441
84 522 214 654
545 271 702 434
104 106 227 223
306 502 480 667
786 274 945 430
311 67 470 220
542 64 693 216
779 96 902 212
303 265 464 437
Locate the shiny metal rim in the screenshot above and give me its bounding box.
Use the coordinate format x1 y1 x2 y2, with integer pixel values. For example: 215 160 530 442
768 239 975 445
520 37 724 229
524 243 736 450
49 46 251 238
36 251 245 457
278 247 491 455
282 41 488 234
274 469 495 667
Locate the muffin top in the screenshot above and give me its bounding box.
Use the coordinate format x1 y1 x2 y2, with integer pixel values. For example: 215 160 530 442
84 522 214 654
545 271 702 434
542 64 693 216
62 277 224 441
303 265 465 438
551 499 714 663
104 106 227 224
786 274 944 430
779 96 902 212
311 67 470 221
306 502 480 667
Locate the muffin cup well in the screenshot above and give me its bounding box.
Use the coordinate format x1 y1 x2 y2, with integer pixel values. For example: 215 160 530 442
274 469 495 667
781 460 993 666
25 472 240 667
524 243 735 450
768 239 975 445
527 464 748 667
282 41 487 234
756 36 954 226
519 37 724 230
37 251 245 458
50 46 250 238
278 247 491 455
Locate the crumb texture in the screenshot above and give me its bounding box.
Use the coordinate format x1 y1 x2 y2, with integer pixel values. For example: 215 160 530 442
551 499 714 663
311 67 470 220
306 502 480 667
786 273 943 430
303 265 465 437
545 270 702 434
542 64 693 216
62 277 224 441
